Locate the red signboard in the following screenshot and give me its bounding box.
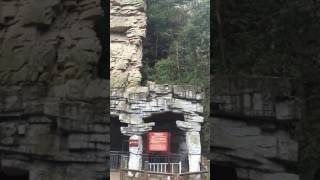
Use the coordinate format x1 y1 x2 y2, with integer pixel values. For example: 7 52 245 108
147 132 170 153
129 139 139 147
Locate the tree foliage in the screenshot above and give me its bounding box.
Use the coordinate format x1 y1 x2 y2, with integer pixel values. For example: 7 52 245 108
144 0 191 66
143 0 210 88
154 58 178 84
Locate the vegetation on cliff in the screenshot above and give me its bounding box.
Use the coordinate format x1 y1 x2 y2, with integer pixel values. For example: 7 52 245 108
142 0 210 153
142 0 209 87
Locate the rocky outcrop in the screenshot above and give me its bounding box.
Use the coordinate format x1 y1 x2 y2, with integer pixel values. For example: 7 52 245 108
110 0 146 88
0 0 108 180
111 84 204 124
211 76 301 180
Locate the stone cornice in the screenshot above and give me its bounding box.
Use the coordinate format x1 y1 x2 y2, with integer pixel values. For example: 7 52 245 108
111 84 204 124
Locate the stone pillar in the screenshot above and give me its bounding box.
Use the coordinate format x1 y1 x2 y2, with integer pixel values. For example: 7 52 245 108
121 122 155 177
176 121 202 172
186 131 201 172
128 135 143 177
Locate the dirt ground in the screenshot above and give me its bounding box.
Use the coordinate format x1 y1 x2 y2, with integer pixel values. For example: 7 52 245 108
110 172 120 180
110 171 175 180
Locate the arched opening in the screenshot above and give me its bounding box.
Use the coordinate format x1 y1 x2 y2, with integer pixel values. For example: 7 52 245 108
144 112 188 172
211 163 237 180
144 112 186 154
0 167 29 180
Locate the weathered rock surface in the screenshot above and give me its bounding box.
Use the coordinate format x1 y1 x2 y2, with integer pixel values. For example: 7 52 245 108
0 0 108 179
110 0 146 88
111 85 204 124
211 76 301 180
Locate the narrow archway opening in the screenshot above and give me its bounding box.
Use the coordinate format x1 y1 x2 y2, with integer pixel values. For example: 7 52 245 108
110 116 129 152
144 112 186 154
211 163 237 180
0 167 29 180
144 112 188 172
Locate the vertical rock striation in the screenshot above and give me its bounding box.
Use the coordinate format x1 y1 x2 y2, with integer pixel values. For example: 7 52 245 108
0 0 108 179
110 0 146 88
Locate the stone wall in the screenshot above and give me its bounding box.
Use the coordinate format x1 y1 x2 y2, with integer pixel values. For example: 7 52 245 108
211 76 302 180
110 84 205 173
0 0 108 179
111 84 204 124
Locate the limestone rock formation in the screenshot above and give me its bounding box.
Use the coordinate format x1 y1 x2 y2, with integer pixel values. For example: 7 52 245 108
0 0 108 179
211 76 301 180
110 0 146 88
111 85 204 124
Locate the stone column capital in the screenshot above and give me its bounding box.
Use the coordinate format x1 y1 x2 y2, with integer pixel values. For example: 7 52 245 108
119 113 144 124
121 122 155 136
176 120 201 132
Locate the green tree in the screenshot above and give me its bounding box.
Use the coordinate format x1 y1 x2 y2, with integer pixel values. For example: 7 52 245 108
144 0 192 66
154 58 178 84
145 0 210 87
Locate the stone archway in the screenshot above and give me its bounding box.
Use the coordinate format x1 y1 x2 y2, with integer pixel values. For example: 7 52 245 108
144 112 189 172
111 84 204 173
144 112 187 154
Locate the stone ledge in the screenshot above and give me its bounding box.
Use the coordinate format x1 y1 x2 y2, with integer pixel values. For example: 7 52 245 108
111 84 204 124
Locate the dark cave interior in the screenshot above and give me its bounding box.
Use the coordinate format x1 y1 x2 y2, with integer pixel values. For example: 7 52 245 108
0 167 29 180
110 116 129 152
211 163 237 180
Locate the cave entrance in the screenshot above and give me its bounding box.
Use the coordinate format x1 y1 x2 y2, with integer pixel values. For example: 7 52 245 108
211 163 237 180
144 112 188 172
110 115 129 152
0 167 29 180
110 115 129 170
144 112 186 154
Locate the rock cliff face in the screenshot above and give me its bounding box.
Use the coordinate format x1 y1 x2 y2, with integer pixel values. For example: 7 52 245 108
0 0 108 180
110 0 146 88
211 76 301 180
